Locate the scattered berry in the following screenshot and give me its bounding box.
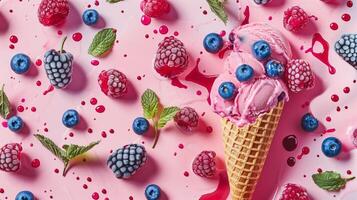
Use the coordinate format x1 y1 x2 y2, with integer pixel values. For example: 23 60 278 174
203 33 224 54
283 6 310 32
140 0 170 18
252 40 271 60
44 37 73 89
107 144 147 179
38 0 69 26
236 64 254 81
285 59 315 93
154 36 189 78
265 60 284 78
145 184 161 200
10 53 31 74
174 107 199 131
62 109 80 128
192 151 216 178
82 9 99 26
218 82 236 100
301 113 319 132
15 191 35 200
335 34 357 70
0 143 22 172
98 69 128 98
253 0 272 5
132 117 150 135
279 183 310 200
322 137 342 158
7 116 24 132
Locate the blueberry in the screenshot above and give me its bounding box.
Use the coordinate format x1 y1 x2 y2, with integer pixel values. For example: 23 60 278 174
15 191 34 200
265 60 284 78
301 113 319 132
218 82 236 100
82 9 99 26
252 40 271 60
8 116 24 132
322 137 342 157
132 117 149 135
10 53 31 74
62 109 80 128
236 64 254 82
203 33 224 54
145 184 161 200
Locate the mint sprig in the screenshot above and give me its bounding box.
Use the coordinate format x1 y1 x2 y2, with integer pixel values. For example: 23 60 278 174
206 0 228 24
88 28 117 57
107 0 124 3
312 171 355 191
141 89 179 149
0 85 11 119
34 134 100 176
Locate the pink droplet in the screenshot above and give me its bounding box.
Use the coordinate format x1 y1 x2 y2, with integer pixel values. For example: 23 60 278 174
95 105 105 113
342 13 351 22
36 80 42 86
91 60 99 66
92 192 99 200
72 32 83 42
17 105 24 112
141 15 151 26
178 144 184 149
90 98 98 105
159 25 169 34
330 22 338 30
184 171 189 177
331 94 339 102
31 159 41 168
343 87 350 93
35 59 42 66
9 35 18 43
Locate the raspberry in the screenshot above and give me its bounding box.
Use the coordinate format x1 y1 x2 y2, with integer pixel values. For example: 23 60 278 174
283 6 310 32
154 36 189 78
140 0 170 18
38 0 69 26
192 151 216 178
0 143 22 172
335 34 357 70
285 59 315 93
280 183 310 200
98 69 128 98
174 107 199 131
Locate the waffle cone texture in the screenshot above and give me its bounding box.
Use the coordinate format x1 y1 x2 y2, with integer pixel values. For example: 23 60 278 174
222 102 284 200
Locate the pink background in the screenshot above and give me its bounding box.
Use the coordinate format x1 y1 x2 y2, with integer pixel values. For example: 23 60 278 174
0 0 356 199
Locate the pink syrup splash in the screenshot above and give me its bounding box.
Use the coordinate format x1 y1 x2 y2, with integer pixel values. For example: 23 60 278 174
218 43 233 59
297 146 310 160
43 85 54 95
240 6 250 26
170 77 188 89
199 171 230 200
305 33 336 74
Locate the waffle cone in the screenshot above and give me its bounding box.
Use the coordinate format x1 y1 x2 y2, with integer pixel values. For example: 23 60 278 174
222 102 284 200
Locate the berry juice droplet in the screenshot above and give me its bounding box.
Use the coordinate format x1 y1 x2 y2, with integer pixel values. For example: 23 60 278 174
141 15 151 26
174 31 179 36
92 192 99 200
9 35 18 43
347 170 352 175
90 98 97 105
282 135 298 151
326 116 331 122
95 105 105 113
297 146 310 160
184 171 189 177
178 144 184 149
330 22 338 30
287 157 296 167
72 32 82 42
31 159 40 168
343 87 350 93
159 25 169 34
94 0 99 6
36 80 41 86
35 59 42 66
43 85 54 95
240 6 250 25
9 44 15 49
342 13 351 22
331 94 339 102
347 0 353 7
220 30 226 37
17 105 24 112
91 60 99 66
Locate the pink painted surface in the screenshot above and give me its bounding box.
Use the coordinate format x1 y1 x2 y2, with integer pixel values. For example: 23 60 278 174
0 0 356 199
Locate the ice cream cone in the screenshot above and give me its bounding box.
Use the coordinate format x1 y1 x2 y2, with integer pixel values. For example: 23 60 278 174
222 102 284 200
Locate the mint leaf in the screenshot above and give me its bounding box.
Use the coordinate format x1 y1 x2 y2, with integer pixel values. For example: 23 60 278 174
0 85 11 119
158 106 179 128
312 171 355 191
107 0 124 3
64 141 100 159
141 89 159 119
206 0 228 24
34 134 68 162
88 28 117 57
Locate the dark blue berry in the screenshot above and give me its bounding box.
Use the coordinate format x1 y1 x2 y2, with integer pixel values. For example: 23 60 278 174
218 82 236 100
62 109 80 128
322 137 342 158
236 64 254 82
132 117 149 135
82 9 99 26
15 191 34 200
8 116 23 132
11 53 31 74
145 184 161 200
301 113 319 132
252 40 271 60
265 60 284 78
334 34 357 69
203 33 224 54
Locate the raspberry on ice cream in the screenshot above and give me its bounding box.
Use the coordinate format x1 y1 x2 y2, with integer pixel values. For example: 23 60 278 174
0 143 22 172
154 36 189 78
98 69 128 98
285 59 315 93
38 0 69 26
279 183 310 200
283 6 311 32
174 107 199 131
140 0 170 18
192 151 216 178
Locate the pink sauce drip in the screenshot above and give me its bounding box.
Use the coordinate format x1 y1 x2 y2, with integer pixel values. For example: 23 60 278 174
297 146 310 160
171 77 188 89
305 33 336 74
43 85 54 95
323 128 336 134
199 171 230 200
218 44 233 59
240 6 250 26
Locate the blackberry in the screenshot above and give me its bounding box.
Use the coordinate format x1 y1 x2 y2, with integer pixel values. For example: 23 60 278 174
44 36 73 89
254 0 272 5
335 34 357 70
107 144 147 179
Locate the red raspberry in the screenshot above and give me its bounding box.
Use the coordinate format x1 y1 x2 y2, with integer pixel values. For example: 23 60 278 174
98 69 128 98
0 143 22 172
38 0 69 26
280 183 310 200
154 36 189 78
192 151 216 178
174 107 199 131
283 6 310 32
140 0 170 18
285 59 315 93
